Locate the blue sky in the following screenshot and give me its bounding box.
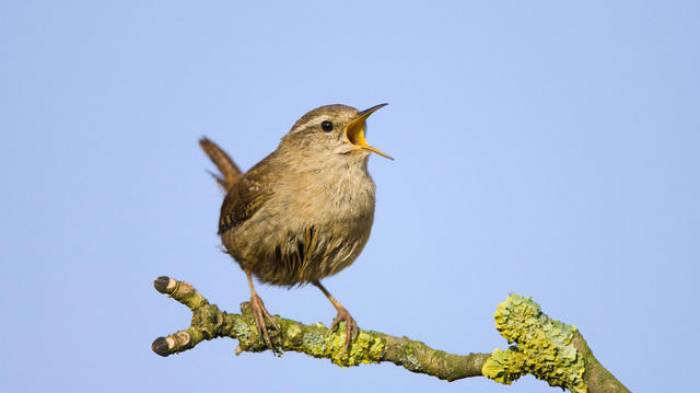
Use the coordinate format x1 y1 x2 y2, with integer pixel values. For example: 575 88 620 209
1 1 698 392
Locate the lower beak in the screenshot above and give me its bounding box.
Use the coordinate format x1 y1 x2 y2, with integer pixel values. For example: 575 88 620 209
344 103 393 160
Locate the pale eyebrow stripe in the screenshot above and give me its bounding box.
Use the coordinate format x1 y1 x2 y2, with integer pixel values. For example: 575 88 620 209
291 116 323 133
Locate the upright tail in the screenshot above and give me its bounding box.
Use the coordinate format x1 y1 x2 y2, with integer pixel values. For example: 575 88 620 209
199 137 242 191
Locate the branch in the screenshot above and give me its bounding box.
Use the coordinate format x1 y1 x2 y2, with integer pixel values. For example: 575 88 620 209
151 276 629 392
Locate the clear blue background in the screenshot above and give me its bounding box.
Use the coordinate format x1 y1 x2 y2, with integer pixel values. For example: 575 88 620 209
2 1 698 392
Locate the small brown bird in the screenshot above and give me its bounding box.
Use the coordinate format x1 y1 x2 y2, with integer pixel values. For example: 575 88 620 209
200 104 391 350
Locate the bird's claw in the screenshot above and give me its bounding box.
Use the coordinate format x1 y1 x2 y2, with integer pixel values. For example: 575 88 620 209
249 294 281 353
330 307 358 351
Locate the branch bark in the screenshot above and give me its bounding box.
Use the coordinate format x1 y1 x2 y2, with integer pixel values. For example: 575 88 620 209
151 276 629 392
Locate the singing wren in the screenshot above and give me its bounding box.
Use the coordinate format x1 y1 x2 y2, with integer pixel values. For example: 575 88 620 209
200 103 391 350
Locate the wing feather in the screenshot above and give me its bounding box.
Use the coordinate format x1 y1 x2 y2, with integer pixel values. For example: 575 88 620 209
218 173 272 234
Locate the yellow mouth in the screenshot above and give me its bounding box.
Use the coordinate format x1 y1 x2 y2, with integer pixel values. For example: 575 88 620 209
344 103 393 160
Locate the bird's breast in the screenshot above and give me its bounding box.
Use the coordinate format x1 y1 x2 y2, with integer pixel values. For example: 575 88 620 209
292 163 376 224
233 163 376 286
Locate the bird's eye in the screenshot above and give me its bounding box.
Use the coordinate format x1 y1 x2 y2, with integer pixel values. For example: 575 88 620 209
321 121 334 132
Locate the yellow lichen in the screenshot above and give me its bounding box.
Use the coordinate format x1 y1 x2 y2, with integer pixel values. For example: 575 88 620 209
482 348 526 384
483 295 587 393
328 324 385 366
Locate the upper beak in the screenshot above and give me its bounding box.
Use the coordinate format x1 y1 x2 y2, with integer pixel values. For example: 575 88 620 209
344 103 393 160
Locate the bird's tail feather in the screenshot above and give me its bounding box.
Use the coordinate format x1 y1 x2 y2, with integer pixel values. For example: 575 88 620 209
199 137 242 191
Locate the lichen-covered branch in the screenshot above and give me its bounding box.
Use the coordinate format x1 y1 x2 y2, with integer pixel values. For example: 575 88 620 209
150 276 486 378
151 276 629 392
480 295 629 392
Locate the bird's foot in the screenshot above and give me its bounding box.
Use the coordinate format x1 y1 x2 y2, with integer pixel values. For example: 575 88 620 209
249 294 280 352
330 306 359 351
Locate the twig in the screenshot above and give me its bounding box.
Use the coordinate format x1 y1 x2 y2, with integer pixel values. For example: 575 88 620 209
151 276 629 392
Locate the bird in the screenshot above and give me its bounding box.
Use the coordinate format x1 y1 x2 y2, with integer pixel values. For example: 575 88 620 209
199 103 391 350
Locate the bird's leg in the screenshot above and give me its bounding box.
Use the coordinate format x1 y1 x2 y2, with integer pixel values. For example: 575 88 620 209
313 281 358 350
246 270 279 350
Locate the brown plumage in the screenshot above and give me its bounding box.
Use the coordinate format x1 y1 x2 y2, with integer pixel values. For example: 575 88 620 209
199 137 241 190
200 104 390 350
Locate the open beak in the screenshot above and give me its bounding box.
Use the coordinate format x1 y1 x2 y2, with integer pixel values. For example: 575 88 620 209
344 103 393 160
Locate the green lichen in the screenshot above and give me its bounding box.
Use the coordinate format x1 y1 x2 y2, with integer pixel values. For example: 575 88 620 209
232 303 385 366
191 304 223 339
230 304 263 351
170 281 208 310
402 342 423 372
483 294 587 393
294 321 385 367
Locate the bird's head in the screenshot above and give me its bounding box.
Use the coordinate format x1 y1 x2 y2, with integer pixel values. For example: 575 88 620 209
280 103 392 164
